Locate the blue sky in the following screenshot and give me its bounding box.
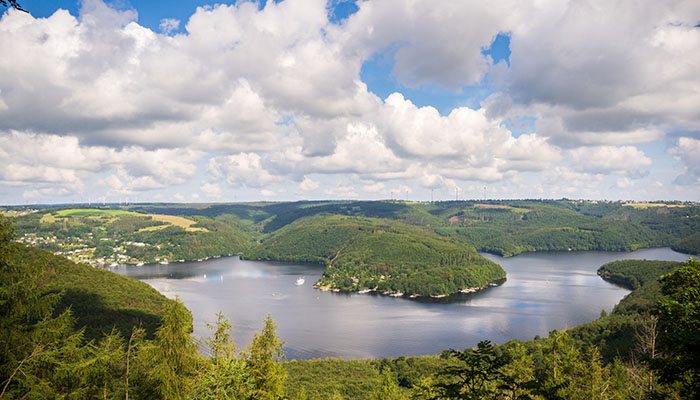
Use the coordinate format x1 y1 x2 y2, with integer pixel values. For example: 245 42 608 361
1 0 699 204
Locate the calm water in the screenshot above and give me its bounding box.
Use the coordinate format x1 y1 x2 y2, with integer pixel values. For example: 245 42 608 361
108 248 689 360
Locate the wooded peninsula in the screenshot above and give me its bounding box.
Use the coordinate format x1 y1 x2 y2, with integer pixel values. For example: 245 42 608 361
4 199 699 297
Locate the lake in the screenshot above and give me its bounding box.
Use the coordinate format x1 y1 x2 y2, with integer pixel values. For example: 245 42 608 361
107 247 689 360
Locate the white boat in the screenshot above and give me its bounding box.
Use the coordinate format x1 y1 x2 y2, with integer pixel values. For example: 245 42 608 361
136 262 144 266
295 277 305 286
159 261 169 265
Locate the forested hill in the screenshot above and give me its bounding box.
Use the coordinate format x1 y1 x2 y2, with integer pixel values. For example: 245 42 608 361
7 200 699 263
241 215 506 296
8 207 258 266
568 259 685 361
125 199 700 257
7 238 173 341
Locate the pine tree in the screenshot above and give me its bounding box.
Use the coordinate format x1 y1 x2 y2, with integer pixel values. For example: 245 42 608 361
0 216 85 398
79 328 126 400
192 312 250 399
245 314 286 400
143 297 199 400
375 366 401 400
434 340 508 400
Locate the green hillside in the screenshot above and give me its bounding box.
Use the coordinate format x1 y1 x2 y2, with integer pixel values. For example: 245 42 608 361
672 231 700 255
242 215 505 296
569 259 684 360
11 207 258 265
431 201 666 256
11 242 173 340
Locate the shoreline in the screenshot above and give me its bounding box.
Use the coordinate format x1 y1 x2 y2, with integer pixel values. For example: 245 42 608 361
312 277 507 299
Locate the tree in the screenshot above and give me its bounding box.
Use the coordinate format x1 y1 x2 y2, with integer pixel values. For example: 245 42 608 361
498 343 536 400
0 0 26 12
124 326 146 400
634 314 660 395
143 297 199 400
434 340 508 399
375 367 401 400
192 312 250 399
0 216 84 398
245 314 286 400
655 258 700 397
80 328 126 400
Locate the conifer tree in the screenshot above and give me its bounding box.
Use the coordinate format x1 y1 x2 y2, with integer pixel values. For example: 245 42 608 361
245 314 286 400
0 216 85 398
655 258 700 397
193 312 250 399
80 328 126 400
143 297 199 400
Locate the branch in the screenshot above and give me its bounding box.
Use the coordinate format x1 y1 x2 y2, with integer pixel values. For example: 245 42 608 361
0 344 44 399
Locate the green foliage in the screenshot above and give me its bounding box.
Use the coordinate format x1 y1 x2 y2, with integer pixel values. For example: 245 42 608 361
655 258 700 397
671 231 700 255
285 358 384 399
0 215 87 398
13 209 257 265
597 259 682 290
1 217 292 399
567 260 680 361
13 243 172 341
243 215 505 296
52 208 139 217
434 201 667 257
245 314 287 400
193 312 251 399
376 367 403 400
142 297 200 400
5 204 700 399
434 340 509 399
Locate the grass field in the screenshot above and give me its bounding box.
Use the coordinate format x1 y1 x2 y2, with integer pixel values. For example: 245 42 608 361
623 202 687 209
54 209 138 217
472 204 530 213
41 208 139 223
139 214 208 232
39 209 206 232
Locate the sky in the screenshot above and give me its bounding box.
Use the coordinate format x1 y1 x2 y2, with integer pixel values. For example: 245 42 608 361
1 0 699 205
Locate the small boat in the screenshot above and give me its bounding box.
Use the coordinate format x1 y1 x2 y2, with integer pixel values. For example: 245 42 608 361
159 261 169 265
136 262 144 266
295 277 305 286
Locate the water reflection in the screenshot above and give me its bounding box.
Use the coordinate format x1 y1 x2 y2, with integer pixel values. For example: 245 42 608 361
106 248 689 360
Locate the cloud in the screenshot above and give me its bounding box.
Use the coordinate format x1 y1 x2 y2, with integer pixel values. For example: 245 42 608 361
323 183 358 199
489 1 700 147
299 176 320 192
380 93 561 176
0 130 202 196
1 0 698 203
207 153 280 188
200 182 223 198
159 18 180 35
568 146 652 176
362 181 385 194
670 137 700 185
344 0 523 89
